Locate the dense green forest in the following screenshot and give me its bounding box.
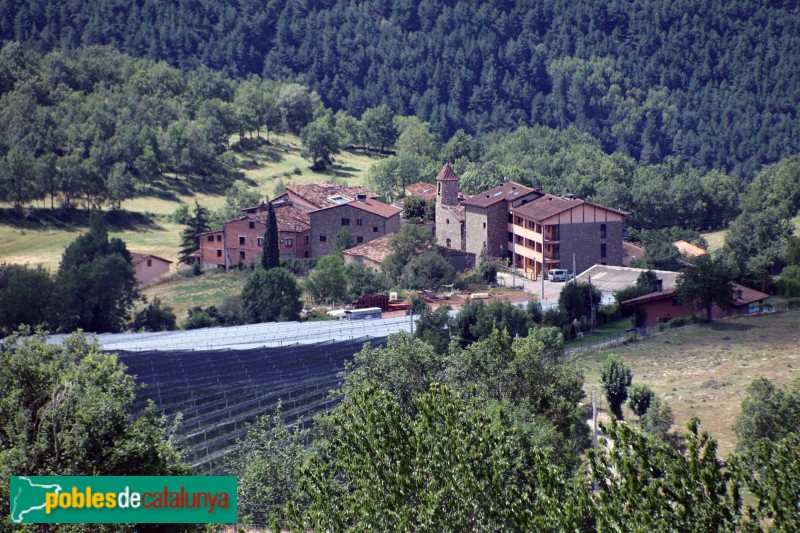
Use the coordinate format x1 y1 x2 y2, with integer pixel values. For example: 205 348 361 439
2 0 799 177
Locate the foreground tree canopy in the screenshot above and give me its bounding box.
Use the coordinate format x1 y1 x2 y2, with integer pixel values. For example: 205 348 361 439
0 330 190 532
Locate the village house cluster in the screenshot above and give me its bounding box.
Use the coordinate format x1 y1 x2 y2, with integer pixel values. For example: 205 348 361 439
198 164 632 278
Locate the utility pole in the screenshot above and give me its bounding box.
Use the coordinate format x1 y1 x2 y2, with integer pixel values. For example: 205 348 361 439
573 253 576 282
592 390 598 492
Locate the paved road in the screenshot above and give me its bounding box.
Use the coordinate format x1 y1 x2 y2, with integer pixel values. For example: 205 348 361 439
496 271 564 309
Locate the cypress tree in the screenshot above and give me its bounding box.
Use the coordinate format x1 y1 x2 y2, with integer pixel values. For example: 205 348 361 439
262 202 280 270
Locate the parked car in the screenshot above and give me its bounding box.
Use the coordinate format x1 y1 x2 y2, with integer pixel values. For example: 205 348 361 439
547 268 575 282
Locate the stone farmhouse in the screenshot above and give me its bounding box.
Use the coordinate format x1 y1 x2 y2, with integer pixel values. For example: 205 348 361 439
198 183 400 268
435 163 629 280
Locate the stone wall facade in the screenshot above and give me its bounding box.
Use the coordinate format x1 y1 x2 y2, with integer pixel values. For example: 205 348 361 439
558 220 624 274
436 204 465 250
310 205 400 258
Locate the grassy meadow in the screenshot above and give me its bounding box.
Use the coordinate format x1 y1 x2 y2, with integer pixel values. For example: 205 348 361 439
575 309 800 457
0 135 380 271
702 213 800 252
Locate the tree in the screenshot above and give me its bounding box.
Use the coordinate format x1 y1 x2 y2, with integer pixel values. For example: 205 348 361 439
305 254 349 304
413 305 452 355
734 376 800 453
382 223 436 283
262 202 280 270
292 384 552 531
402 195 428 220
628 383 655 417
53 214 140 333
226 404 310 529
640 396 674 440
401 250 455 289
241 267 302 323
600 354 632 420
588 419 742 531
344 260 388 300
360 104 397 152
0 330 189 530
179 200 211 265
676 255 735 321
335 228 356 251
0 263 54 335
132 297 177 332
558 281 602 324
736 433 800 531
300 113 340 170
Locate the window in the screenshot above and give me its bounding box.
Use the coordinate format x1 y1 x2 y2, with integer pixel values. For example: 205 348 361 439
239 236 245 245
304 251 309 258
239 251 245 260
508 232 513 242
356 236 363 244
356 219 363 226
249 221 255 229
508 213 513 223
446 238 451 247
446 219 450 224
600 243 607 258
216 249 222 257
600 223 607 239
146 259 152 267
257 237 263 246
373 226 379 232
483 221 486 229
320 235 327 242
672 297 682 307
207 235 214 242
216 234 221 241
285 238 293 247
304 236 309 244
438 182 441 194
341 218 350 226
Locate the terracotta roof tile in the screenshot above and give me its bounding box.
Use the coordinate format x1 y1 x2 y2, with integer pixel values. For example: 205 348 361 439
673 240 708 257
461 181 537 207
442 204 465 222
129 252 172 265
285 184 378 209
405 181 437 199
315 197 402 219
435 163 460 182
621 283 768 307
343 234 392 263
248 204 310 233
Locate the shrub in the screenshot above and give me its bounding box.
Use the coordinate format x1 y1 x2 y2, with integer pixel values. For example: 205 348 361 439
600 354 633 420
132 298 177 332
640 396 674 440
628 383 655 417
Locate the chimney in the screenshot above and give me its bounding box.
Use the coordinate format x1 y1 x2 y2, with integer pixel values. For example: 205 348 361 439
357 194 367 203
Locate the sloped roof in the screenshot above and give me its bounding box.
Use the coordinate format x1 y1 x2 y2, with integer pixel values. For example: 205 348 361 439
513 193 629 221
405 181 437 199
673 240 708 257
285 184 379 209
129 252 172 265
621 283 768 307
313 196 401 218
435 163 460 182
247 204 311 233
623 241 646 266
442 203 466 222
462 181 536 208
343 234 391 263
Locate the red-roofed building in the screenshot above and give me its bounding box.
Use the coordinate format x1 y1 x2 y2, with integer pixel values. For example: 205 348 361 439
621 283 769 328
199 184 400 266
309 194 401 257
434 163 628 279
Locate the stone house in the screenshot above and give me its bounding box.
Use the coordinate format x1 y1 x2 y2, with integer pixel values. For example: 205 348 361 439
199 183 399 267
435 163 629 280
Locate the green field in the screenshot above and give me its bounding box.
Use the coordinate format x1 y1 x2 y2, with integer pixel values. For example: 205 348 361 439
0 136 380 271
575 310 800 457
702 214 800 252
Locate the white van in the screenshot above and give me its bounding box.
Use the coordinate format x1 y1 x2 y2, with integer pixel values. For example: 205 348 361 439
547 269 574 282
